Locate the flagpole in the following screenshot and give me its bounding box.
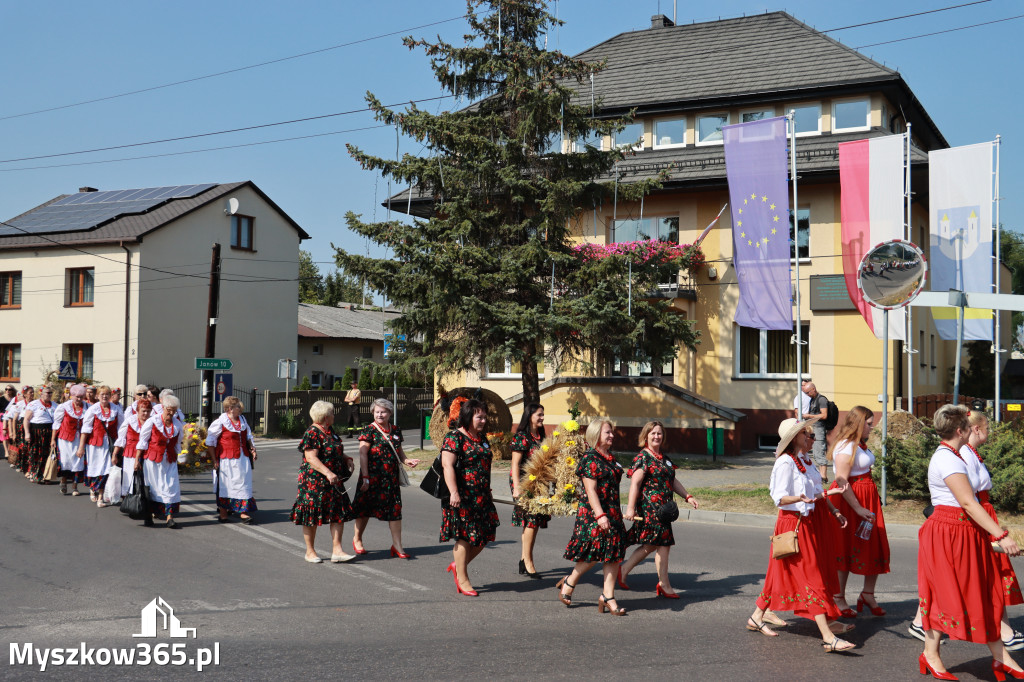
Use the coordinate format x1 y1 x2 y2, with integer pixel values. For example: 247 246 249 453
994 135 1002 422
905 125 914 416
789 110 803 407
881 309 889 505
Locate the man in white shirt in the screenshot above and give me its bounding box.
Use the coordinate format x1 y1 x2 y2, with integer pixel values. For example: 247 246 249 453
791 377 812 419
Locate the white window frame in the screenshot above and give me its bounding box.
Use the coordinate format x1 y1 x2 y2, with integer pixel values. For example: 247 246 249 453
571 130 604 153
740 107 776 124
735 323 810 379
613 121 645 151
831 97 871 133
652 116 686 149
788 102 821 137
696 112 730 146
482 359 545 380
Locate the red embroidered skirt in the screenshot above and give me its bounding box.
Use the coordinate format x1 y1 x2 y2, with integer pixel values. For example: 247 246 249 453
756 508 841 621
809 501 842 597
831 473 890 575
918 505 1003 642
979 491 1023 606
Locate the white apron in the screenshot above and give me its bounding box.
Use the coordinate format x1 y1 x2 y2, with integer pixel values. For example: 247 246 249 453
213 456 253 500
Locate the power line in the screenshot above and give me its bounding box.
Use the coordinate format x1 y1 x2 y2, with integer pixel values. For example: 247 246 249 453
823 0 992 31
854 13 1024 48
0 14 473 122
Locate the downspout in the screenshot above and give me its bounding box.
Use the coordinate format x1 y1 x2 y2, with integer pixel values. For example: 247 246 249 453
121 242 131 392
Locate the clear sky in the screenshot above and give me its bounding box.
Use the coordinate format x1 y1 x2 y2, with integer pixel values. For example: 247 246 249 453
1 0 1019 278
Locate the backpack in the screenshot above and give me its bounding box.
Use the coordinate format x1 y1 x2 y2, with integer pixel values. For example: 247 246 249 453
823 399 840 432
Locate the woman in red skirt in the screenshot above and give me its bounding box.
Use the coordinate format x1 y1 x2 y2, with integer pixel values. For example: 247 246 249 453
829 406 890 618
918 404 1023 680
961 410 1024 650
748 417 855 652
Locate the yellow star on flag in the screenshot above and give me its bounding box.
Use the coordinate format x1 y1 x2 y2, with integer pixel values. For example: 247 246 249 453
738 208 743 214
755 241 761 248
762 237 769 244
750 193 757 200
773 215 780 222
747 239 753 246
740 232 746 239
770 203 776 210
762 195 768 202
737 221 742 227
771 227 777 235
743 198 748 205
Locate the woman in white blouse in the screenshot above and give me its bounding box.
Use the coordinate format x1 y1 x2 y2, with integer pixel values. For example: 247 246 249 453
748 416 854 652
136 395 184 529
205 396 258 524
917 404 1023 680
77 385 124 506
112 399 151 496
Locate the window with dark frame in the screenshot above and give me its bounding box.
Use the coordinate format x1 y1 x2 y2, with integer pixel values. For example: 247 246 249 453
0 344 20 381
63 344 93 379
0 272 21 308
231 215 254 250
362 346 373 359
66 267 94 306
789 208 810 260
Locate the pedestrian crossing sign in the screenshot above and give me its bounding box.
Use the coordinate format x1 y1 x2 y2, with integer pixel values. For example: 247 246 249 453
57 361 77 379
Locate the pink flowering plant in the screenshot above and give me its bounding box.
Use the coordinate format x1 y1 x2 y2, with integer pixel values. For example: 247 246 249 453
572 240 705 272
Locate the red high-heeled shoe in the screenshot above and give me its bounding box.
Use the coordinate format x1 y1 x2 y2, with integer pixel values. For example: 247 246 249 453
352 539 368 555
447 561 477 597
834 594 856 619
656 583 680 599
919 653 958 680
390 546 411 559
856 592 885 616
994 660 1024 681
616 566 630 591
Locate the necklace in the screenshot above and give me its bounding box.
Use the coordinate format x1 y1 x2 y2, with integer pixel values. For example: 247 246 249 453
964 443 984 464
787 452 806 474
939 441 965 462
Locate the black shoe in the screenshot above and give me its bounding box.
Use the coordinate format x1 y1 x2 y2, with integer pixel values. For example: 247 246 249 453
217 516 229 523
1004 629 1024 651
166 518 178 529
907 623 926 642
518 558 542 579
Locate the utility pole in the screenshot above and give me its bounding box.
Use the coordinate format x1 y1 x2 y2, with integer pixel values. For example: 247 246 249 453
203 243 222 427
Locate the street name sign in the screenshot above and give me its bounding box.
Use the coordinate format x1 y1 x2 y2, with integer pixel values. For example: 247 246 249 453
195 358 232 371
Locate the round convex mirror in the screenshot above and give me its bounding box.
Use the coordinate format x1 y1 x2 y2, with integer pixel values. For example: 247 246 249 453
857 239 927 309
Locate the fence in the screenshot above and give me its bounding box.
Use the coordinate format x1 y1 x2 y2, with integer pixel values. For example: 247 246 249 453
164 382 264 427
265 388 433 435
900 393 981 420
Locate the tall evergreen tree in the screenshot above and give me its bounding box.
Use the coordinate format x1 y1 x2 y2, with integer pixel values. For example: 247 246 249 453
337 0 699 403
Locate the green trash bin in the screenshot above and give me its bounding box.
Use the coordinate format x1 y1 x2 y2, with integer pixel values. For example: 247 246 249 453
706 427 724 457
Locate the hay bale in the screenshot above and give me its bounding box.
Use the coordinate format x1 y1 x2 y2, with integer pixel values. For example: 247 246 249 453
866 409 926 452
429 387 514 446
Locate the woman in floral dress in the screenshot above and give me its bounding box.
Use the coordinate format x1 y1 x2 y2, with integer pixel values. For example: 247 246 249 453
510 403 548 578
618 421 699 598
21 385 56 484
351 398 420 558
559 418 628 615
440 398 499 597
290 400 356 564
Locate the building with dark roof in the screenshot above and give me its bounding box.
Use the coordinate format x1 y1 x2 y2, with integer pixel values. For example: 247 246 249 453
0 181 308 393
297 302 401 388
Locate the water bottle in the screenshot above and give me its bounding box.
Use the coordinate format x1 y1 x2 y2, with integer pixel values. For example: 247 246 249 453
855 518 874 541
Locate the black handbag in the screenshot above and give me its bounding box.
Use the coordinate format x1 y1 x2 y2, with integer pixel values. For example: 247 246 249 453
656 500 680 525
120 469 152 523
420 455 449 499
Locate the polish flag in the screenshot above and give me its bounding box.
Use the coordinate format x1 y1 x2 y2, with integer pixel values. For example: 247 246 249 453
839 135 907 340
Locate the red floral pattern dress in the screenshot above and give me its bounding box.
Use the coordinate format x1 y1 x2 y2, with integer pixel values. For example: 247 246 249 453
626 449 677 547
510 430 550 529
563 448 627 563
290 426 353 527
351 424 405 521
439 430 499 547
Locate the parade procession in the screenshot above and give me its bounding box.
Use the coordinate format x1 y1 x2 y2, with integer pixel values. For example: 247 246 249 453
1 1 1022 679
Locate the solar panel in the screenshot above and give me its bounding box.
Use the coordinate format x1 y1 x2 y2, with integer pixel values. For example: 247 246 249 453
0 183 217 237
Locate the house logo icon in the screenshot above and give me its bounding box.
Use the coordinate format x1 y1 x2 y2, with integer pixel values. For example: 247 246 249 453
133 597 197 638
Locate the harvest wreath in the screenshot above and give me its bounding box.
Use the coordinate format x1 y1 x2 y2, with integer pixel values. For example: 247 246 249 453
516 419 584 517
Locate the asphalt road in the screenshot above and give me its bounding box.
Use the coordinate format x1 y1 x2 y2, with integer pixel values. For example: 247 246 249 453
0 438 1007 680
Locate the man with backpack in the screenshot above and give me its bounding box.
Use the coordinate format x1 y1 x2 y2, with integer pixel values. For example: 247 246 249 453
801 382 831 482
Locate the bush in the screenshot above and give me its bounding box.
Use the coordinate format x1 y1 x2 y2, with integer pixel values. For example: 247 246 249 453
981 420 1024 514
296 376 312 390
277 412 307 438
340 367 355 388
875 431 936 501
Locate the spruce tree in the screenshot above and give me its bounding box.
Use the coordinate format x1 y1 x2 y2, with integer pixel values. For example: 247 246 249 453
338 0 699 404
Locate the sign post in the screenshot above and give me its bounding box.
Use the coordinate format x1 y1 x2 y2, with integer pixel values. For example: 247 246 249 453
278 358 297 406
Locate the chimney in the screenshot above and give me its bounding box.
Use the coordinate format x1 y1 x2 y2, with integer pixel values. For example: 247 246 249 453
651 14 674 29
78 186 98 193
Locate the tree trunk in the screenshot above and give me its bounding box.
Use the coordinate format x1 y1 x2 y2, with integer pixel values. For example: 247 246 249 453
520 340 541 406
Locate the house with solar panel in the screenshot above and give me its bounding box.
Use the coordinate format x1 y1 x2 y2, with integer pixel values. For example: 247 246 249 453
0 182 308 395
393 11 1011 454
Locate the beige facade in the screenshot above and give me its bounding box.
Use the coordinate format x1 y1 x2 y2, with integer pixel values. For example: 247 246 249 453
296 337 382 388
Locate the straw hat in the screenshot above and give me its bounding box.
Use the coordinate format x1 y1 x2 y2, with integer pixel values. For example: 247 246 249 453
775 415 821 456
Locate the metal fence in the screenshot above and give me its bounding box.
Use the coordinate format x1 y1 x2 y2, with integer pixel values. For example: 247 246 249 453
164 381 264 427
265 388 432 435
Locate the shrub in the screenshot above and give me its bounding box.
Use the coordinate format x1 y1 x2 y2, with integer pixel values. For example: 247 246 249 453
981 420 1024 514
875 431 937 501
340 367 355 389
277 412 307 438
296 376 312 390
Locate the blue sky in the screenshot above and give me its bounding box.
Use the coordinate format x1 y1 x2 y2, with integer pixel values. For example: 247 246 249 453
1 0 1019 277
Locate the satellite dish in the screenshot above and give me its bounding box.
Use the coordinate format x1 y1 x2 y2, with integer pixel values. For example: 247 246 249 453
224 198 240 215
856 239 927 310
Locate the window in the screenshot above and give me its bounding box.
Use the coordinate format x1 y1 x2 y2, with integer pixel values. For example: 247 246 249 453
919 330 926 367
483 359 545 379
789 208 810 260
930 334 936 370
310 372 323 388
833 98 870 132
790 103 821 136
614 358 674 377
63 344 93 379
541 133 563 155
312 344 323 355
612 217 679 244
0 272 21 308
736 324 810 378
653 117 686 148
741 108 775 123
362 346 373 359
613 122 644 150
65 267 94 306
231 215 254 250
0 344 20 381
696 113 729 145
572 130 603 152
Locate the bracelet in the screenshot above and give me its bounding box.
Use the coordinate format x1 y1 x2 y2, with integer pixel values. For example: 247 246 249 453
995 529 1010 541
594 513 607 521
685 495 694 501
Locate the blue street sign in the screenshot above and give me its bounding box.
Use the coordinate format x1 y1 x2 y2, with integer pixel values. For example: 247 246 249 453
214 373 233 401
383 333 407 359
57 361 78 379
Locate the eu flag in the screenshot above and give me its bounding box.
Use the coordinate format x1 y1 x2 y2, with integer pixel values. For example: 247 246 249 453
723 117 792 330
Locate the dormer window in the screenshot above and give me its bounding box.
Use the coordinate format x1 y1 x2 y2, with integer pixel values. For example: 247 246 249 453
791 103 821 136
572 130 603 152
833 98 871 133
614 122 645 151
696 113 729 145
653 117 686 148
741 108 775 123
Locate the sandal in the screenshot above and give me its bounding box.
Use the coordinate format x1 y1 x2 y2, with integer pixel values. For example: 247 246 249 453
761 611 788 627
59 483 68 495
598 594 627 616
747 617 779 637
71 490 81 496
555 575 576 607
822 637 855 653
828 621 856 635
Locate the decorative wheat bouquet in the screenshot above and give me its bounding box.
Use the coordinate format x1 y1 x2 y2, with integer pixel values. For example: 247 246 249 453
516 419 585 517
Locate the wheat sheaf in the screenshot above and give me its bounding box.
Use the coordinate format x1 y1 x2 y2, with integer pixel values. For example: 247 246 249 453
517 420 585 517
